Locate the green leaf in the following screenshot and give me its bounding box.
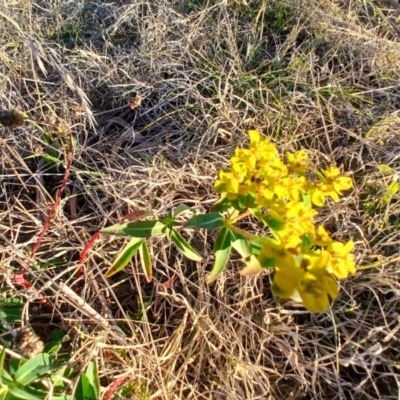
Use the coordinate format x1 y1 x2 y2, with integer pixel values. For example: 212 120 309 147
185 213 225 229
206 227 232 284
14 354 56 386
74 374 97 400
170 229 202 261
230 233 250 259
139 241 152 282
24 153 60 165
106 237 144 278
44 330 68 355
8 382 65 400
84 361 99 399
239 255 264 276
0 299 23 324
9 358 21 377
383 181 399 205
250 209 285 232
264 214 285 232
377 164 394 174
172 204 191 218
249 236 272 257
301 192 312 209
231 193 257 210
7 385 45 400
0 347 6 384
211 197 232 213
102 220 166 238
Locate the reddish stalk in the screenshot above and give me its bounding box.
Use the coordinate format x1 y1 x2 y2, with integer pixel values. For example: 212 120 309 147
30 125 74 258
78 231 103 265
105 376 128 400
12 122 74 301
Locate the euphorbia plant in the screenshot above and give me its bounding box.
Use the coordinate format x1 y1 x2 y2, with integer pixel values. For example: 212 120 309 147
95 130 355 312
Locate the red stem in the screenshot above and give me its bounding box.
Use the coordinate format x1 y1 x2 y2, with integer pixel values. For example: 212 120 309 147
30 126 74 259
105 376 128 400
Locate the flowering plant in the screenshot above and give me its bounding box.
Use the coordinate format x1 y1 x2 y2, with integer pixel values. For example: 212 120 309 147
94 130 355 312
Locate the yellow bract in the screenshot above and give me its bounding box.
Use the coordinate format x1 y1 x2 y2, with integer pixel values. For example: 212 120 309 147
215 130 355 312
326 240 356 278
310 167 353 206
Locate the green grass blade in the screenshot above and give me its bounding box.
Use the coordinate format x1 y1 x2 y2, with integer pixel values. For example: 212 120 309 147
8 382 69 400
102 220 166 238
206 227 232 284
185 212 225 229
383 181 398 206
14 353 55 386
139 241 153 282
170 229 202 261
0 347 6 385
106 238 144 278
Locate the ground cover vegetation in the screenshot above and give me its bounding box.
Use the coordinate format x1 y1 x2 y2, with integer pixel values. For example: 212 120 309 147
0 0 399 399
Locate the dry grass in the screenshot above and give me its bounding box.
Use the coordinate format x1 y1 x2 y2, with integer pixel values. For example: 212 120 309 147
1 0 400 398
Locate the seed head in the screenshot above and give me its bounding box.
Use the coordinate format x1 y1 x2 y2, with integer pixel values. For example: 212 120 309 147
0 109 27 129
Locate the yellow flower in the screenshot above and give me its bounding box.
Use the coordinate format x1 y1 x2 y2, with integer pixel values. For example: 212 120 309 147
333 176 353 195
326 240 356 278
284 201 317 234
271 264 305 298
311 168 352 206
323 167 352 194
313 226 333 246
322 166 340 179
231 148 256 178
272 253 339 312
248 130 277 157
258 240 297 269
297 271 338 312
214 170 240 198
271 176 306 202
286 150 309 175
276 229 303 249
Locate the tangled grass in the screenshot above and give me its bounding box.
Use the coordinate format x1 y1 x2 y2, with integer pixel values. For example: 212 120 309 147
0 0 400 398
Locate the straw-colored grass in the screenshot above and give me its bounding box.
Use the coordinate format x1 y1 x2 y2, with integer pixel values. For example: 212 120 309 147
1 0 400 398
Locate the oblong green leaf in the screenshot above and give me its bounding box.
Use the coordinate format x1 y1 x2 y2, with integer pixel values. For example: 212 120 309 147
84 360 99 399
106 237 144 278
0 347 6 384
139 241 152 282
8 381 68 400
14 353 55 386
377 164 394 174
383 181 399 205
172 204 191 218
249 236 273 257
8 384 46 400
75 374 97 400
206 227 232 284
102 220 166 238
211 197 232 213
185 213 225 229
170 229 202 261
239 255 264 276
230 234 251 259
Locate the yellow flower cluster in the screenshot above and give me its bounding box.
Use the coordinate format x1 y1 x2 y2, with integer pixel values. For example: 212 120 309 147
215 130 355 312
